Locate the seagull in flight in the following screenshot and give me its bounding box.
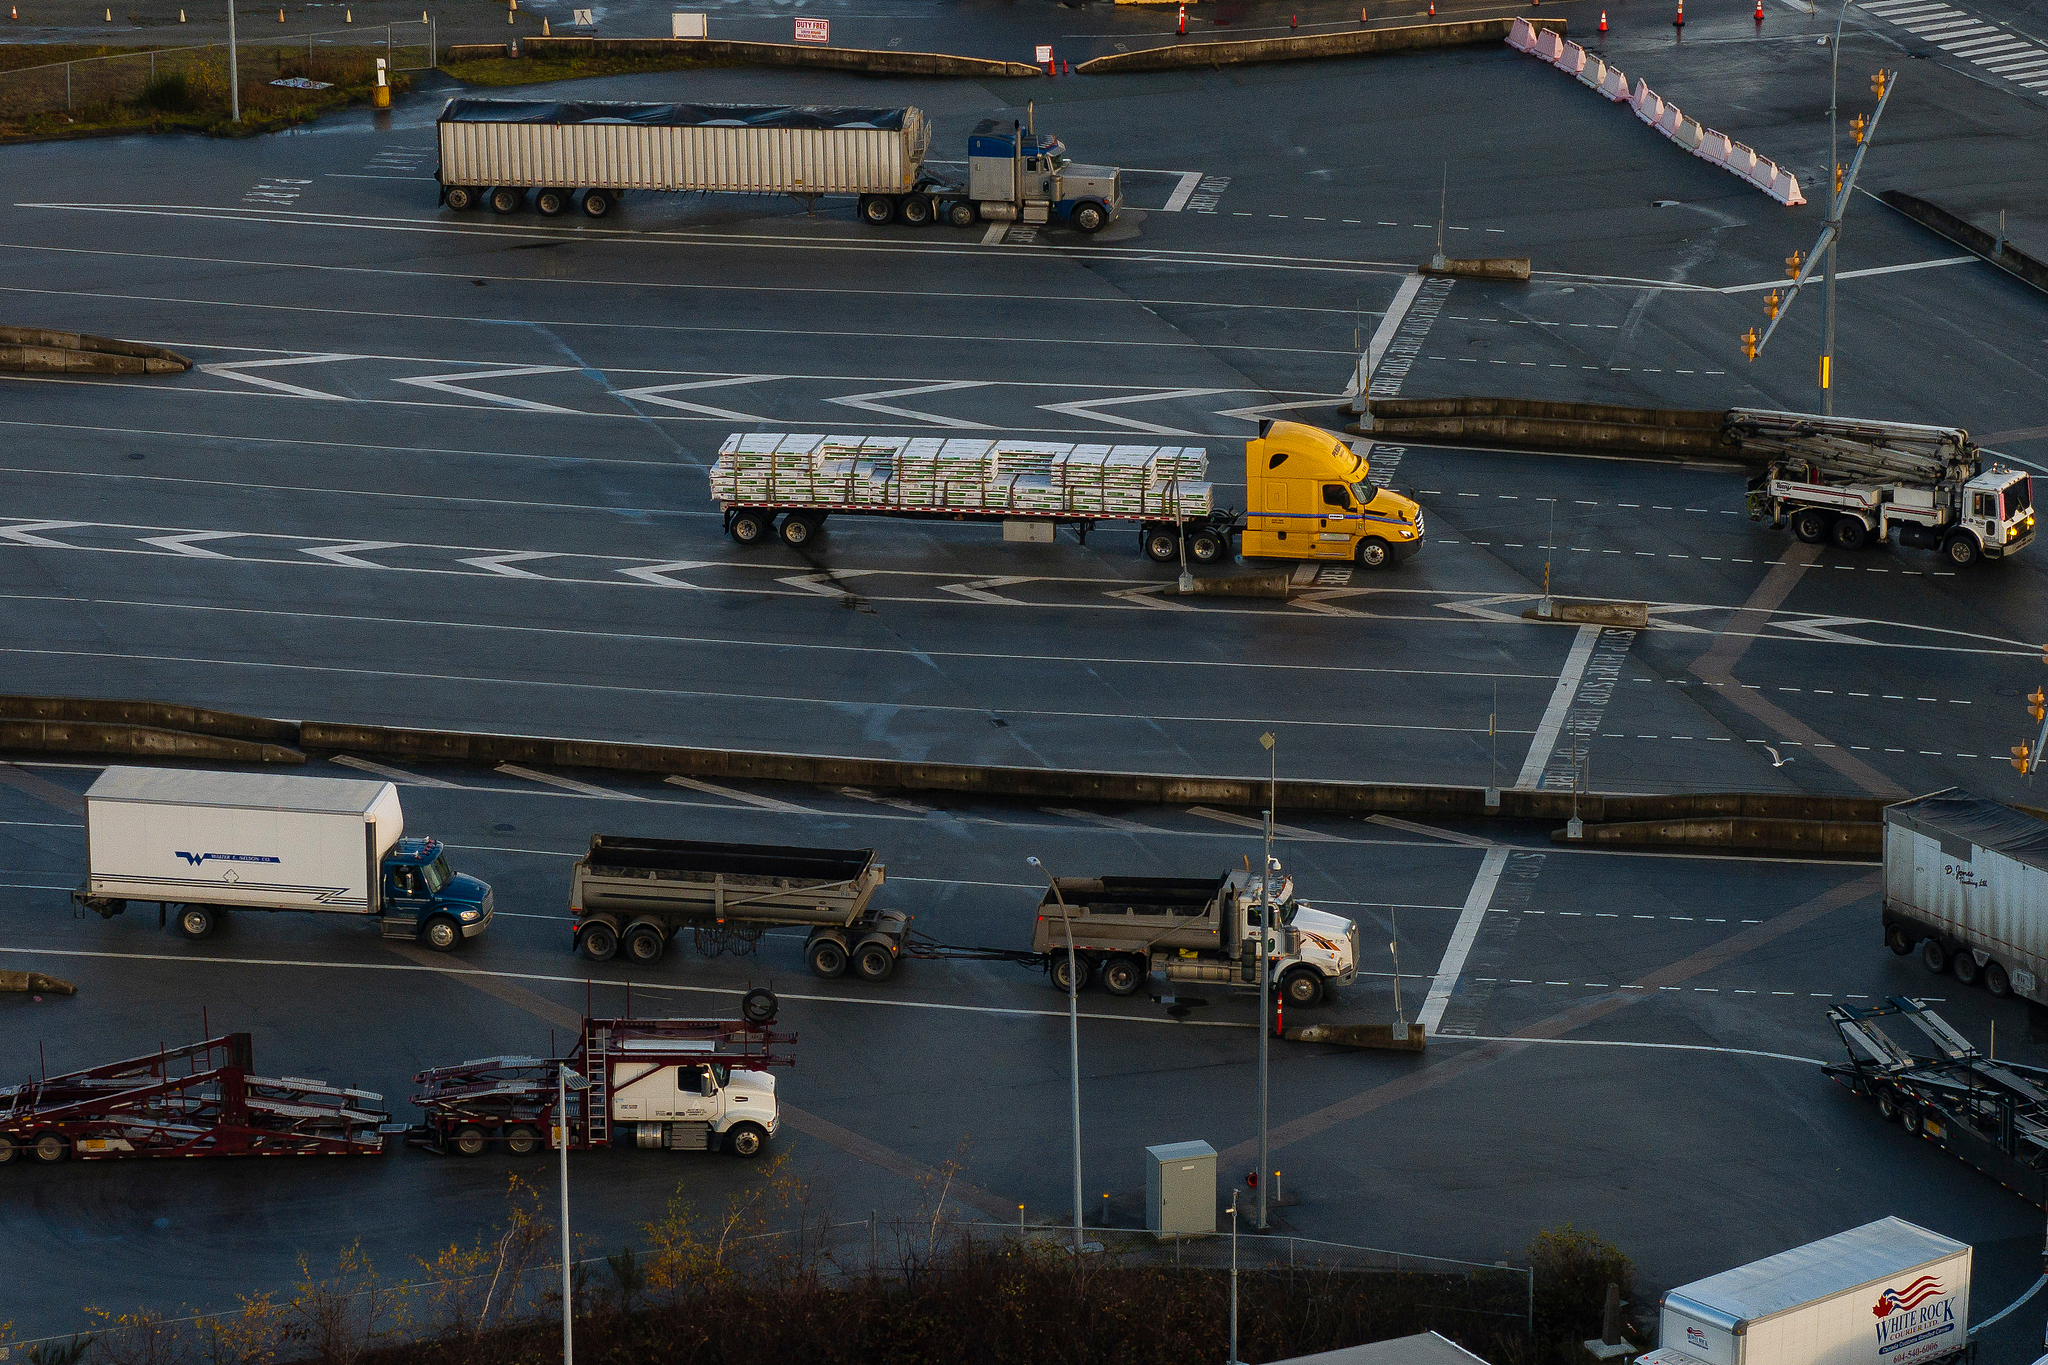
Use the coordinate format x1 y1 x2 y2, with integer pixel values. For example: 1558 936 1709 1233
1764 745 1794 768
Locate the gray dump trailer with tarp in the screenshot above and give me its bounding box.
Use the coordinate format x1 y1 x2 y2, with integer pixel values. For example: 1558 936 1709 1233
1881 788 2048 1003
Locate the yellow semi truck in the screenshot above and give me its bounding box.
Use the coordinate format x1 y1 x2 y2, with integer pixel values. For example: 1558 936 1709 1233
714 419 1426 569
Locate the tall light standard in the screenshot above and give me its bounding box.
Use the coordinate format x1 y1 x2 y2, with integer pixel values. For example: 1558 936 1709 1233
226 0 241 121
1028 855 1086 1255
557 1063 591 1364
1256 730 1276 1229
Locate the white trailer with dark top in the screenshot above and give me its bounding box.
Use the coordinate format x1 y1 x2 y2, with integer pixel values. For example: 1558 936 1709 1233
1880 788 2048 1003
1636 1217 1969 1365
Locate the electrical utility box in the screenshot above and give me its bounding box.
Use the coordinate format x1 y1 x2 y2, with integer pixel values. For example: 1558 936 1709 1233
1146 1139 1217 1238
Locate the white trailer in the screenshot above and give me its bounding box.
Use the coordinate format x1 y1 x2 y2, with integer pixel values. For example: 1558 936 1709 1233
72 767 493 950
1638 1217 1969 1365
1880 788 2048 1004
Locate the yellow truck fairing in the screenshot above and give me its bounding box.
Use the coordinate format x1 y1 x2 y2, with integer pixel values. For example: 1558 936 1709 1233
1242 420 1424 568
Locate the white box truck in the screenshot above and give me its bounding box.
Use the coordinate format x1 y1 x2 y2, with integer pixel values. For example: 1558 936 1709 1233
1879 789 2048 1004
71 767 493 951
1638 1217 1969 1365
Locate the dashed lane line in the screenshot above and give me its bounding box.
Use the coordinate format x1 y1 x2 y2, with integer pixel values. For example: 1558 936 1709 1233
1473 978 1939 1000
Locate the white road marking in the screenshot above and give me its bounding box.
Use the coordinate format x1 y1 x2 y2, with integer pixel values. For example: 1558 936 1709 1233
1364 814 1493 847
1042 806 1160 833
1186 806 1346 842
1036 387 1232 436
1162 171 1203 213
825 380 993 429
459 551 559 578
393 364 580 413
301 540 402 568
330 754 460 788
664 775 809 812
199 353 364 400
612 375 783 420
979 222 1008 246
494 763 643 800
1719 256 1976 293
1513 625 1601 790
1345 273 1424 399
1417 846 1509 1035
138 530 241 558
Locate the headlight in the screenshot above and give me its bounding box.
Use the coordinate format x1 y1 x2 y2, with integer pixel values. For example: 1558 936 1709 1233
459 908 481 921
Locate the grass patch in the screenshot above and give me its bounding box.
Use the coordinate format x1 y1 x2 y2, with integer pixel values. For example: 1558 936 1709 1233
441 51 732 86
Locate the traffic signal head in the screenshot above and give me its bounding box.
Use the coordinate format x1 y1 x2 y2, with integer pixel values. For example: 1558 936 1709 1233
1246 1169 1259 1189
1785 249 1804 278
2029 688 2045 722
1741 328 1760 361
1851 113 1868 144
1764 289 1782 319
1835 163 1846 193
1871 69 1888 97
2015 743 2033 773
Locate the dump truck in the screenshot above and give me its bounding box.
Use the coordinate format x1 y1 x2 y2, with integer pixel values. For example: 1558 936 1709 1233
569 835 907 981
1878 789 2048 1004
434 100 1122 232
1637 1214 1970 1365
408 997 791 1159
71 767 492 950
1733 409 2034 565
1030 864 1359 1008
714 420 1425 569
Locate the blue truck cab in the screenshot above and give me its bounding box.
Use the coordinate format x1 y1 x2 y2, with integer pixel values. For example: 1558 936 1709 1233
966 119 1122 233
381 837 494 950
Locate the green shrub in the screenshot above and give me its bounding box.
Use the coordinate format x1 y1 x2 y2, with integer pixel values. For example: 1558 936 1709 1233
138 71 195 113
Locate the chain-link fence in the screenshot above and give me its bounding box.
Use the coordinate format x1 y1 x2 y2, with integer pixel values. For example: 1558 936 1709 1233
0 18 430 129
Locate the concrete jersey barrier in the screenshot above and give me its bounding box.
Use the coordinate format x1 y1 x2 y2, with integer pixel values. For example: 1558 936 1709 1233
453 36 1043 77
1075 16 1560 73
1878 191 2048 297
0 325 191 376
1352 395 1741 460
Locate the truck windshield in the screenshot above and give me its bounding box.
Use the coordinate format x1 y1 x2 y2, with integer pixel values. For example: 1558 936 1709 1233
1350 483 1377 510
421 856 453 893
2005 477 2033 520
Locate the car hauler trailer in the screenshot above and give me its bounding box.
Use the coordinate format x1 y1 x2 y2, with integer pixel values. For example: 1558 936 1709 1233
1823 996 2048 1207
0 1032 390 1166
1733 409 2034 565
434 100 1122 232
569 836 906 981
713 420 1425 569
1636 1216 1970 1365
70 767 493 950
1878 789 2048 1005
409 999 791 1159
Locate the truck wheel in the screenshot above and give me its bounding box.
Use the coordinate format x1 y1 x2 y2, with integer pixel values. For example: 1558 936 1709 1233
724 1122 767 1158
1281 969 1325 1009
1987 961 2012 997
1898 1104 1921 1136
0 1135 14 1165
1791 509 1831 543
1189 530 1225 564
900 194 934 226
1356 539 1390 569
1830 516 1868 550
503 1125 541 1156
451 1125 488 1157
1143 527 1181 562
444 184 480 212
625 924 665 965
779 514 818 547
945 199 978 228
728 509 770 545
487 186 525 215
853 942 896 982
859 194 897 226
579 922 618 962
580 188 614 218
1944 532 1979 567
1919 939 1948 974
1050 953 1093 993
534 187 570 217
807 936 848 979
1876 1087 1900 1120
33 1132 67 1164
1101 957 1143 997
1072 201 1107 234
175 904 216 940
422 916 461 953
1953 950 1979 986
1886 925 1915 955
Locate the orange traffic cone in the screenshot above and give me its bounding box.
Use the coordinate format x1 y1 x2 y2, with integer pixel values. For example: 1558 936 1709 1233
277 6 284 19
1289 11 1297 26
1427 1 1434 14
9 5 17 17
1754 0 1763 17
1598 8 1606 28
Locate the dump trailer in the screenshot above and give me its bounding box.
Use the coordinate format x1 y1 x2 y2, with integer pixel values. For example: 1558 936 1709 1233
1636 1214 1970 1365
70 767 492 950
569 835 906 981
434 100 1122 232
1732 408 2034 564
1029 864 1359 1008
1824 996 2048 1209
409 1002 792 1159
714 420 1424 569
0 1032 390 1166
1879 788 2048 1006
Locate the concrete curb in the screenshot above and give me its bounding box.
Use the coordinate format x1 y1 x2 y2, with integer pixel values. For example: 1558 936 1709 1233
1348 395 1737 457
0 326 191 376
1175 570 1292 599
0 695 299 745
1522 599 1649 628
1553 817 1881 856
1284 1022 1425 1051
450 36 1043 77
1074 16 1559 73
1420 257 1532 282
0 720 303 765
0 970 77 995
1877 191 2048 298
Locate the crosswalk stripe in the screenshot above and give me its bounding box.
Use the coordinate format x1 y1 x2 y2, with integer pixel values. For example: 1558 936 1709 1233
1955 39 2029 54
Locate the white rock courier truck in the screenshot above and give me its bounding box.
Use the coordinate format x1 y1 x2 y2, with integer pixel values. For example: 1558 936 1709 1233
1029 866 1359 1008
1879 788 2048 1003
1734 408 2034 565
70 767 493 951
434 99 1122 232
1636 1216 1969 1365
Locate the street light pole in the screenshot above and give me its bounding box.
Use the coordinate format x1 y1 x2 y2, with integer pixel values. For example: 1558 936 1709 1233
1822 0 1854 415
558 1064 574 1365
227 0 240 121
1029 856 1085 1255
1256 731 1276 1229
1227 1189 1243 1365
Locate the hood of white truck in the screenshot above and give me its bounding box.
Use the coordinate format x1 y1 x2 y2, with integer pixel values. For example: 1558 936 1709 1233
1291 905 1356 969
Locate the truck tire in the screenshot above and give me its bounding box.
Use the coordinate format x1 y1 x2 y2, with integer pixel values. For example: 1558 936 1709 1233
1143 526 1181 562
1101 956 1144 997
807 936 849 979
900 194 934 226
1830 516 1868 550
1281 969 1326 1009
945 199 978 228
0 1135 14 1165
487 186 525 215
1987 961 2012 998
859 194 897 225
1356 539 1390 569
444 184 480 212
724 1122 767 1158
1944 532 1979 567
33 1132 67 1164
1189 529 1225 564
451 1125 488 1157
1886 924 1915 955
1789 509 1829 543
1071 201 1108 234
1050 953 1093 993
503 1125 541 1156
779 514 818 547
624 924 665 965
580 188 614 218
534 187 571 216
853 942 896 982
579 922 618 962
1898 1103 1921 1136
1876 1087 1900 1120
1953 950 1979 986
175 904 217 940
728 509 771 545
422 915 462 953
1920 939 1948 974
